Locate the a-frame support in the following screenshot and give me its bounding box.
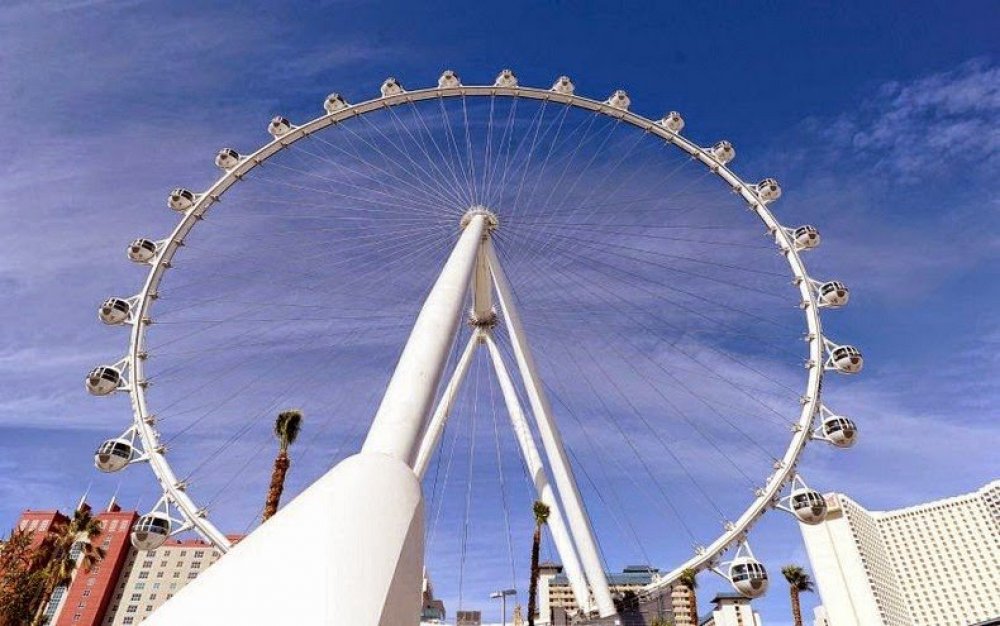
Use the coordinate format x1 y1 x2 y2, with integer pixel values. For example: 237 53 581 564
411 232 616 618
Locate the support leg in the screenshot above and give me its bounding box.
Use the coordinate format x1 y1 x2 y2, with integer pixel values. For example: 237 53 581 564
363 214 488 465
413 329 482 479
485 333 594 616
487 241 617 618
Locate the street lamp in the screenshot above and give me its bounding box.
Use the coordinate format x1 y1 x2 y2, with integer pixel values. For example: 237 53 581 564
490 589 517 626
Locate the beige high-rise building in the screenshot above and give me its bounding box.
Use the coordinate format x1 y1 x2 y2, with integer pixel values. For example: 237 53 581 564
102 538 229 625
800 481 1000 626
537 563 661 623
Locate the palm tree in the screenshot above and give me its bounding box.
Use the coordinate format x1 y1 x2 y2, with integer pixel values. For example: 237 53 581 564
527 500 550 626
31 508 105 625
262 409 303 522
781 564 815 626
674 568 699 626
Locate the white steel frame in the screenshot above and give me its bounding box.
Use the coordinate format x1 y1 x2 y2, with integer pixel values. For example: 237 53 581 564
94 70 861 603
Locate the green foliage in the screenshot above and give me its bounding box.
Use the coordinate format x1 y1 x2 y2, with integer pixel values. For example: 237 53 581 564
677 567 698 590
781 564 815 592
532 501 550 526
274 409 304 452
0 528 46 626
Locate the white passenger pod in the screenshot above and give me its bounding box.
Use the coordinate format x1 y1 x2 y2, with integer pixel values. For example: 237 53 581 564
657 111 685 133
708 140 735 165
605 90 631 110
323 93 350 114
494 69 518 88
551 76 574 95
167 188 197 212
380 77 404 97
438 70 461 88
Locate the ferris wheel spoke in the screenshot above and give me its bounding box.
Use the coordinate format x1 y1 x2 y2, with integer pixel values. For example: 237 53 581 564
494 238 799 443
382 102 471 212
157 222 449 303
176 319 401 481
507 238 804 400
484 96 520 208
337 112 464 210
435 96 478 206
306 125 458 212
278 138 454 214
248 167 447 217
150 229 451 354
404 98 475 209
495 265 782 480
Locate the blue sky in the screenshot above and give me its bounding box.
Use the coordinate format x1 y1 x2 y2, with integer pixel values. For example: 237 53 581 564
0 1 997 624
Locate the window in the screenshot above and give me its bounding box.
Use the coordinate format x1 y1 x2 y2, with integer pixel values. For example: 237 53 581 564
143 560 153 568
131 593 141 601
126 605 138 613
138 572 149 579
173 572 180 579
187 572 197 579
135 583 145 590
194 550 205 558
123 618 134 625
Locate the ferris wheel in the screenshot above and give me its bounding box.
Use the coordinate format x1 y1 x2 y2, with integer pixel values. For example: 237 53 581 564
88 69 863 617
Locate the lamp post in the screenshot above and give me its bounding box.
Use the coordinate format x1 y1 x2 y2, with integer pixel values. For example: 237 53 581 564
490 589 517 626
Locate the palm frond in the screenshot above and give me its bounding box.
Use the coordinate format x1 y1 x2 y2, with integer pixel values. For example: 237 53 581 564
532 500 550 526
274 409 304 451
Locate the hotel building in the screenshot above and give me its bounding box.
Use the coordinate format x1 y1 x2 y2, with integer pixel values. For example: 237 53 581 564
800 481 1000 626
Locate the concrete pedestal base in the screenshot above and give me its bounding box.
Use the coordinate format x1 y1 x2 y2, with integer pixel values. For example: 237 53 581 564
145 453 425 626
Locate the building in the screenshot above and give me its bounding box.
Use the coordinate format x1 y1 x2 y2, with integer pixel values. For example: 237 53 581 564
698 593 762 626
5 497 236 626
10 500 138 626
102 537 229 625
800 481 1000 626
812 605 830 626
420 570 446 624
51 502 138 626
456 609 482 625
537 564 666 624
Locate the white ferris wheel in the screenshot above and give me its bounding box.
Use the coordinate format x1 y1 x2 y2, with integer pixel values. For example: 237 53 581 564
88 69 863 619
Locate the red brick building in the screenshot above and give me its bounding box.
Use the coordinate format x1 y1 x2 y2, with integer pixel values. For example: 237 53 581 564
50 502 137 626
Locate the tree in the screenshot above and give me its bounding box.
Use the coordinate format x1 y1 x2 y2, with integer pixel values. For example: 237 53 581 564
527 500 550 626
262 409 304 522
0 528 46 626
781 564 815 626
674 568 699 626
31 508 105 626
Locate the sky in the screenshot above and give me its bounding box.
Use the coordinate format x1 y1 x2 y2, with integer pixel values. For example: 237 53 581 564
0 1 998 625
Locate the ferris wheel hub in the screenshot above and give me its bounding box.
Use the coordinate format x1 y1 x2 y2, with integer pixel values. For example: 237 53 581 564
460 205 499 231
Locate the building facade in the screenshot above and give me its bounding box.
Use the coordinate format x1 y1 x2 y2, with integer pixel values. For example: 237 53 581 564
537 564 667 624
52 504 137 626
102 537 227 625
7 499 233 626
699 593 762 626
800 481 1000 626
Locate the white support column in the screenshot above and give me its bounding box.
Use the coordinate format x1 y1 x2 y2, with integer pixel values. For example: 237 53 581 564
413 329 482 479
487 241 617 618
484 333 594 616
363 214 487 465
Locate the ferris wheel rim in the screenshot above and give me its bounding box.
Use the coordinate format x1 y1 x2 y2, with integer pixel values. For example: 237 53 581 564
103 76 839 590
